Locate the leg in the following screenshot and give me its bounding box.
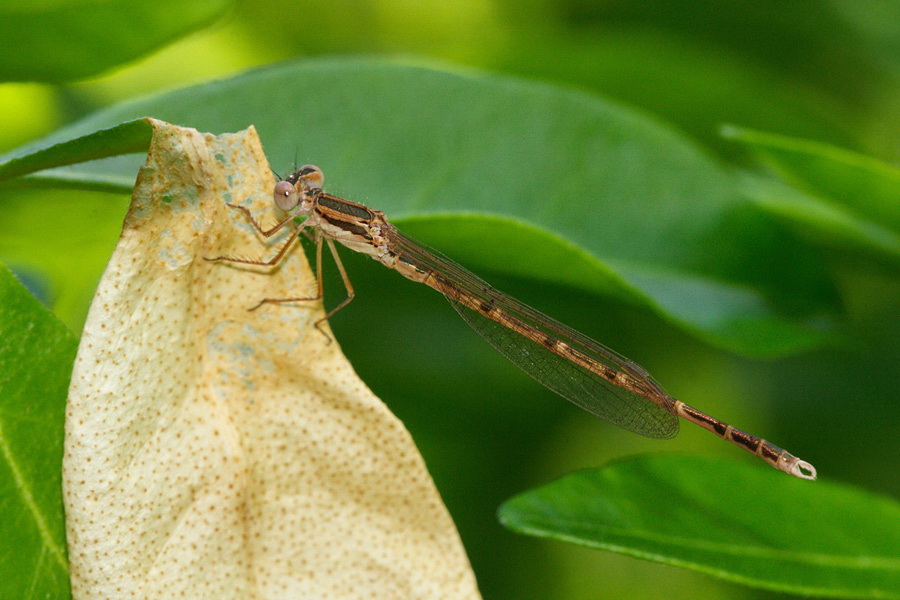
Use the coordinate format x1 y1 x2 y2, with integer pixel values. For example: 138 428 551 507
314 238 356 325
205 221 307 267
249 231 326 311
227 203 295 238
252 237 356 342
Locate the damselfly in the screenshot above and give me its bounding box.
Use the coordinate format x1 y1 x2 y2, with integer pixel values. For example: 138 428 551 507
208 165 816 480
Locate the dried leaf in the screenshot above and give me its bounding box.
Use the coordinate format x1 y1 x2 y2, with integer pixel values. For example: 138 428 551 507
63 120 481 600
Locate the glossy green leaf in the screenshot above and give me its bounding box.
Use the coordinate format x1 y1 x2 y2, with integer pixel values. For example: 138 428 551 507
0 0 233 83
0 118 152 187
0 58 838 357
723 126 900 268
233 0 899 162
737 173 900 268
499 455 900 598
499 28 858 161
0 262 76 599
723 126 900 233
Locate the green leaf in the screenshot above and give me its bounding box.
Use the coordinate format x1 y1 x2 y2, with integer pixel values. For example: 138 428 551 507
723 126 900 267
0 58 838 356
723 126 900 229
500 28 859 161
499 455 900 598
0 262 77 599
737 173 900 269
0 118 152 186
0 0 234 83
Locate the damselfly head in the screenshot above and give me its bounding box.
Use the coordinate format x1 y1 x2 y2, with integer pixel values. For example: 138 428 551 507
274 165 324 212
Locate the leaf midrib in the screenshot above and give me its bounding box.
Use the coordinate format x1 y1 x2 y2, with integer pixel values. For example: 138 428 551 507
511 516 899 570
0 417 68 574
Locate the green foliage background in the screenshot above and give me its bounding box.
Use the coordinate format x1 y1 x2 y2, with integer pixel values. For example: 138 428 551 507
0 1 897 599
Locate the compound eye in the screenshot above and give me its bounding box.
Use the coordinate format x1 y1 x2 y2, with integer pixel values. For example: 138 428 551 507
297 164 324 190
274 180 300 211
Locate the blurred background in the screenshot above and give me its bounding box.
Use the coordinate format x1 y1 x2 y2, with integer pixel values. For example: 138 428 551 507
1 1 897 599
4 0 899 161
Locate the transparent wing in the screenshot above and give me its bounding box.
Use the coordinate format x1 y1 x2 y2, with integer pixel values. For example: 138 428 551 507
385 226 679 439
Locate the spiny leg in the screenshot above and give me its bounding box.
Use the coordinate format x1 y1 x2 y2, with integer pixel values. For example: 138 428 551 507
250 231 325 311
205 199 312 265
252 237 356 342
227 203 295 238
315 238 355 326
205 219 307 267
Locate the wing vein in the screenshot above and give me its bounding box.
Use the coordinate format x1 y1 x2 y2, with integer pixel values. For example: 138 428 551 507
384 226 678 439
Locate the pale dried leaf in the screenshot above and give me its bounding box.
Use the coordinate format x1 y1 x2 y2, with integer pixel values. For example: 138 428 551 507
63 119 481 600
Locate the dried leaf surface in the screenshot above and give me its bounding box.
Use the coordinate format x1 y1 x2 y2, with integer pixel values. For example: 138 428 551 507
63 119 481 600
